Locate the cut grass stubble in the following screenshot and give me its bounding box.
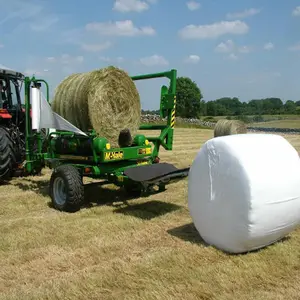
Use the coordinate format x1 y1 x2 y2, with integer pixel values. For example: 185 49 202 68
1 128 300 299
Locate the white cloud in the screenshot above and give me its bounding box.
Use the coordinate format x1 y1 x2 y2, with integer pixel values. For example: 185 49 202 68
99 56 124 63
0 0 59 33
81 41 112 52
288 43 300 51
99 57 110 62
0 44 3 48
238 45 251 53
24 69 44 76
29 15 59 32
215 39 234 53
60 54 84 65
215 40 251 54
186 1 201 11
178 20 249 39
113 0 149 12
263 42 274 50
46 57 56 62
0 0 43 26
184 55 200 63
292 6 300 16
85 20 155 36
226 8 261 20
22 53 86 84
139 55 169 66
228 53 238 60
0 64 13 70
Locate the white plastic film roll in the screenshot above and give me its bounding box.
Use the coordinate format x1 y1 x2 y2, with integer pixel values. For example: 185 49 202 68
31 87 41 131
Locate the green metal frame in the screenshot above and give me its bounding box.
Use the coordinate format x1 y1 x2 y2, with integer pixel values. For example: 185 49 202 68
132 69 177 157
22 69 178 186
24 76 50 174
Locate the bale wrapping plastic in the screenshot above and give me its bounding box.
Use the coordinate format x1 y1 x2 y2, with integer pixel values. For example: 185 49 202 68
51 66 141 147
214 119 247 137
188 133 300 254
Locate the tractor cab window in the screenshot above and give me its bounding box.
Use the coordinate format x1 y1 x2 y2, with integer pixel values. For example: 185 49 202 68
9 80 18 108
0 80 8 108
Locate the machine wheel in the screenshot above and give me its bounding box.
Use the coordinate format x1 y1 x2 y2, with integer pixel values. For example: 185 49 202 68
0 126 16 182
49 165 84 212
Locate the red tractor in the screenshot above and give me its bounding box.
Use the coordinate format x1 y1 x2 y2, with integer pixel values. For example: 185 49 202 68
0 67 28 181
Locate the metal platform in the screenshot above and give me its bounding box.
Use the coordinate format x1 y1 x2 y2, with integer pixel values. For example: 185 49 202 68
124 162 190 184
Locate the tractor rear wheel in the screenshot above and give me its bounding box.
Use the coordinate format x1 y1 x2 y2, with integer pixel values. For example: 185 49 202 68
49 165 84 212
0 126 16 183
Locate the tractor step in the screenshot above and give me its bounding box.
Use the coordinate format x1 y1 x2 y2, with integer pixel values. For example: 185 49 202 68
124 162 190 183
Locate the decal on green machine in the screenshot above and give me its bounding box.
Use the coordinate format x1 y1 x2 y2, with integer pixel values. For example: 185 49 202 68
138 148 151 155
104 151 124 160
137 160 149 166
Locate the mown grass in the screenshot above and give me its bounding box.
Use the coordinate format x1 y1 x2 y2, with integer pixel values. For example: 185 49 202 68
251 120 300 129
212 114 300 121
205 115 300 129
1 128 300 299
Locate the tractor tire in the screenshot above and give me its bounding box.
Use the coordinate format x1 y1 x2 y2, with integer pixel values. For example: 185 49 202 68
0 126 16 183
49 165 84 212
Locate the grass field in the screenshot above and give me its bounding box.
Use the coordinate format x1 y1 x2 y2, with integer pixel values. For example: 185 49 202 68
213 115 300 121
251 120 300 129
1 128 300 299
211 115 300 129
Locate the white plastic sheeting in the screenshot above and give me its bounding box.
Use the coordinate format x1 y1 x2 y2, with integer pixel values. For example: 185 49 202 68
31 87 41 131
188 133 300 254
31 87 87 136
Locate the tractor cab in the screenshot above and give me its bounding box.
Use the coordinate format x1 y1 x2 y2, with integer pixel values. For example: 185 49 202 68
0 67 27 173
0 67 25 128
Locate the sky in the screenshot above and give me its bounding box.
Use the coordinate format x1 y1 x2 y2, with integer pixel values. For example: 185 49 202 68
0 0 300 110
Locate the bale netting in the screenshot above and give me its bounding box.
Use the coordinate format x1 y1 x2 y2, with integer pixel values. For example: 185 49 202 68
214 119 247 138
51 66 141 147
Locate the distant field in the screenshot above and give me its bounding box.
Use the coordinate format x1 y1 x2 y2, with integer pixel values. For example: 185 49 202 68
260 115 300 121
251 120 300 129
207 115 300 129
212 115 300 121
1 128 300 299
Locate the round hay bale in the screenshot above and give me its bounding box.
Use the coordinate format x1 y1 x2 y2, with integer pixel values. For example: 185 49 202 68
214 119 247 138
51 66 141 147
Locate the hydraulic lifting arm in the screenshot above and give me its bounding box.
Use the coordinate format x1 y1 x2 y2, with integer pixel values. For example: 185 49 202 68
131 69 177 158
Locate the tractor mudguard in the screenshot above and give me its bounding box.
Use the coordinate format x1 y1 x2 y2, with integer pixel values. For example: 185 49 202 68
124 162 190 183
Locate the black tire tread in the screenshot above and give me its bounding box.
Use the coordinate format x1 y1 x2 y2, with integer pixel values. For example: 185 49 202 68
50 165 84 212
0 126 16 181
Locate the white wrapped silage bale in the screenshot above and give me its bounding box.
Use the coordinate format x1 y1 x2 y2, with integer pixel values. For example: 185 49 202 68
188 133 300 254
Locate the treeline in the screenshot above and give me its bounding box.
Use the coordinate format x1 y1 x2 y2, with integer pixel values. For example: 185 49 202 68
142 97 300 118
201 97 300 116
141 77 300 118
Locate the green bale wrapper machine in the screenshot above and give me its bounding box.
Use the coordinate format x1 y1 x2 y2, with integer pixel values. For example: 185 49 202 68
0 67 190 212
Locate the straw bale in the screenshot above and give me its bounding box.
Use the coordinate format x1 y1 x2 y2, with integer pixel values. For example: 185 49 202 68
214 119 247 138
51 66 141 147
